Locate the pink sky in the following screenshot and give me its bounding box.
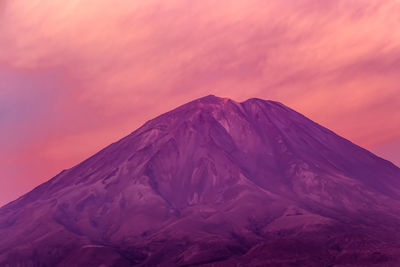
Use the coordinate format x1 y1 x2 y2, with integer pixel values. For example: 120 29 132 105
1 0 400 206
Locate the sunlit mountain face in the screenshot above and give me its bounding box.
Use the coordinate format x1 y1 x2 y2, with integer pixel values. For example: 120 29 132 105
1 96 400 266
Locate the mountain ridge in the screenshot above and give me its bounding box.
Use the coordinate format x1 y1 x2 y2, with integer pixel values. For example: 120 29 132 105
1 95 400 266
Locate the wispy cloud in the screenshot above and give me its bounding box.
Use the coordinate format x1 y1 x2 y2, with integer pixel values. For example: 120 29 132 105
1 0 400 205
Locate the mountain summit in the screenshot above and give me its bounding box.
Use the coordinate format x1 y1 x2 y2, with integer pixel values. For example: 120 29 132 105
1 95 400 266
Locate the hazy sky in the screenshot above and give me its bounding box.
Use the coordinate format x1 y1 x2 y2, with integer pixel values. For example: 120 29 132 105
1 0 400 206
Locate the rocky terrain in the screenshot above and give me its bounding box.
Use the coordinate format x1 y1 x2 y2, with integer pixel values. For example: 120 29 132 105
1 95 400 266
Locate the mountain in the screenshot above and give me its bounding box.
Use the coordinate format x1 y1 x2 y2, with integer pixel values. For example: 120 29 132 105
1 95 400 266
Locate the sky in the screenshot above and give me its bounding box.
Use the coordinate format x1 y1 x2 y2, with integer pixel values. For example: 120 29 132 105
0 0 400 206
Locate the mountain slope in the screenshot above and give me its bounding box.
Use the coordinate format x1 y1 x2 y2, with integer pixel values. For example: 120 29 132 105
1 95 400 266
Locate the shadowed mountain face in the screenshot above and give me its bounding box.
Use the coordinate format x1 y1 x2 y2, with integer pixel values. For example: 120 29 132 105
1 95 400 266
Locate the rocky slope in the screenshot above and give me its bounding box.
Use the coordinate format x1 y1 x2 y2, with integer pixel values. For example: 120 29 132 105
1 95 400 266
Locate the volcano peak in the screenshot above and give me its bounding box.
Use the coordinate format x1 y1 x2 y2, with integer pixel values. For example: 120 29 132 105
1 96 400 266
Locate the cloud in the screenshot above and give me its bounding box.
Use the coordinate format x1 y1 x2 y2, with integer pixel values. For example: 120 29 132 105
1 0 400 205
